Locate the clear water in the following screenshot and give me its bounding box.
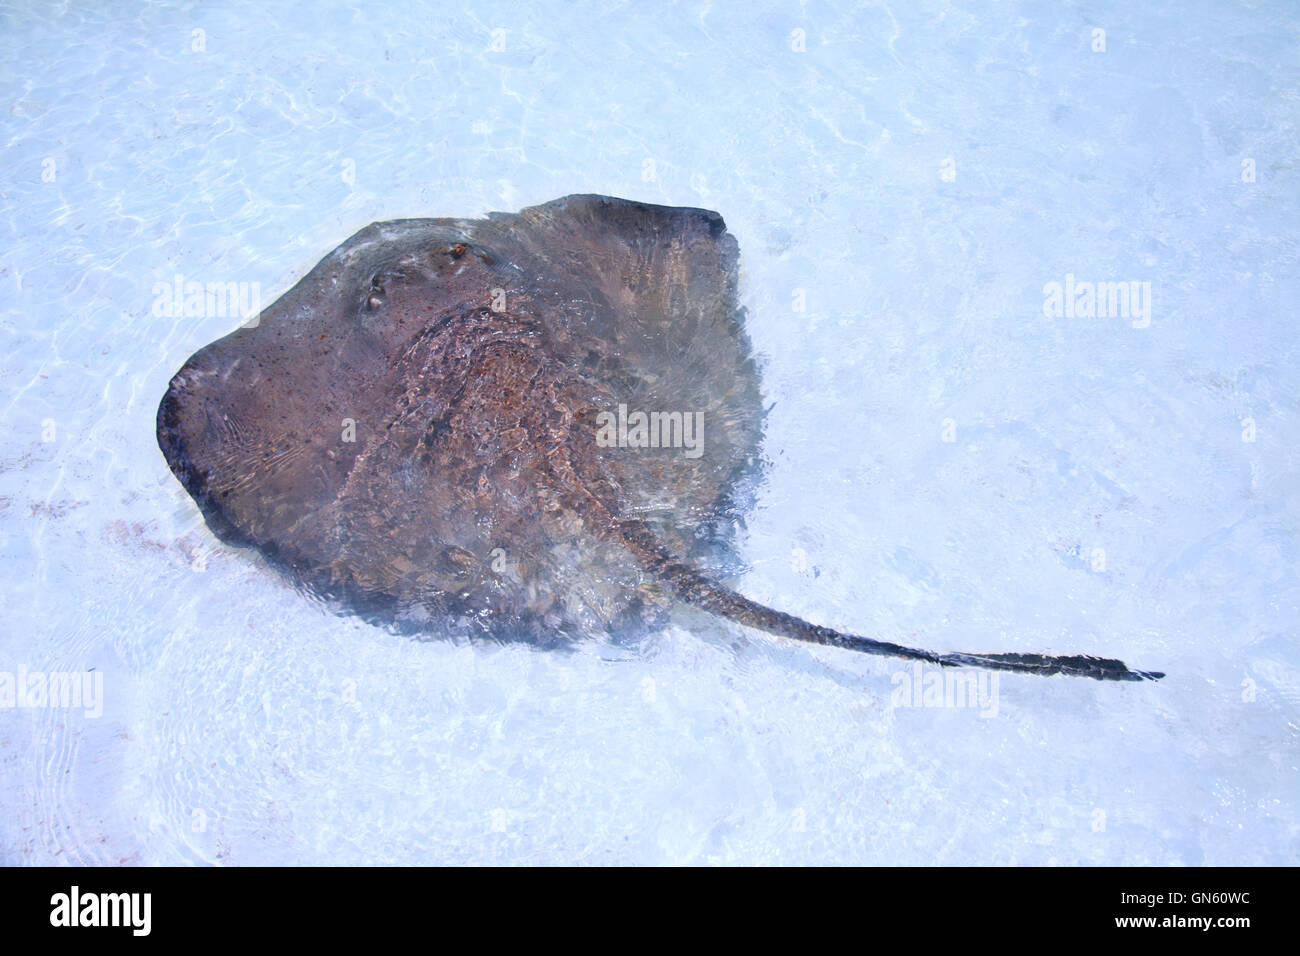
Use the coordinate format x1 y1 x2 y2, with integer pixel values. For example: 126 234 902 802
2 0 1297 865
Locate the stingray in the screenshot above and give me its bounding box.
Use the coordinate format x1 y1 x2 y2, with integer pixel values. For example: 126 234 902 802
157 194 1162 681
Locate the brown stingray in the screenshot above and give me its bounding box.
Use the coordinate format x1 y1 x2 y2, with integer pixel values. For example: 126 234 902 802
157 194 1162 680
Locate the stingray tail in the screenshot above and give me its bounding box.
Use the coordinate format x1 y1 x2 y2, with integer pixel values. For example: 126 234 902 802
617 522 1163 682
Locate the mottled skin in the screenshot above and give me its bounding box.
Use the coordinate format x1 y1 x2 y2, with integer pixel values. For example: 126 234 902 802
158 195 1162 680
159 196 761 644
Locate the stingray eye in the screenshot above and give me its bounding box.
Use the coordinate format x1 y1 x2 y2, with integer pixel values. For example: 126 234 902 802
366 272 396 311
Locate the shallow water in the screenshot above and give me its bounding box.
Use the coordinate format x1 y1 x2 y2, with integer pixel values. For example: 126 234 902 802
1 0 1297 865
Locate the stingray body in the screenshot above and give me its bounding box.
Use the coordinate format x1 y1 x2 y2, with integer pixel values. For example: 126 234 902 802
158 195 1161 681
